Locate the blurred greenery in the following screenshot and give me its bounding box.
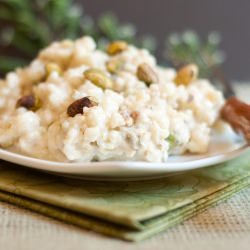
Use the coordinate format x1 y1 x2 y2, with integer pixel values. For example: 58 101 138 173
165 30 234 96
165 30 225 78
0 0 231 95
0 0 156 74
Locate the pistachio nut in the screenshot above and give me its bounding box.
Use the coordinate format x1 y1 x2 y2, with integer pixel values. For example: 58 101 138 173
174 64 198 85
136 63 158 86
67 96 98 117
16 94 41 111
45 63 62 77
106 59 124 74
106 41 128 55
84 68 113 89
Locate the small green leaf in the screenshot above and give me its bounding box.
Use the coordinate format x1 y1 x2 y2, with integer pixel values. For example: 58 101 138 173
166 134 176 149
138 36 157 52
182 30 200 51
0 56 28 74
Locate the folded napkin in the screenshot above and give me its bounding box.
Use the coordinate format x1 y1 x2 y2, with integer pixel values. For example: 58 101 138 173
0 150 250 241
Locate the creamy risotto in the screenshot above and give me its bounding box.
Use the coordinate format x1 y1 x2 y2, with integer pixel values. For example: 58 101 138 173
0 37 225 162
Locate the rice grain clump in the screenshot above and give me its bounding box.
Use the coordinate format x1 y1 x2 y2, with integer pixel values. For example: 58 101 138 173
0 37 224 162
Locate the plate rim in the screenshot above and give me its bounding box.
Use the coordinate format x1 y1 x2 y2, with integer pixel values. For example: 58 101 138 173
0 144 248 177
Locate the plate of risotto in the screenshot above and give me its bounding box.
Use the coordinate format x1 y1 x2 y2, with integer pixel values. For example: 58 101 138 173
0 37 248 180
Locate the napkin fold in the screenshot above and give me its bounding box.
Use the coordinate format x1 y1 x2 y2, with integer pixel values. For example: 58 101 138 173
0 150 250 241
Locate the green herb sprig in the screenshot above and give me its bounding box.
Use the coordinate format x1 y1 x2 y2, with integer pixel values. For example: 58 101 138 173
0 0 156 74
165 30 234 97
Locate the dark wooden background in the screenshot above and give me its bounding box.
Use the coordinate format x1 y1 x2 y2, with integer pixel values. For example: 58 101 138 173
79 0 250 81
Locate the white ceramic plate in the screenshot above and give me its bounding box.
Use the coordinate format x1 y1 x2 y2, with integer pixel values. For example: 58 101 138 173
0 130 248 181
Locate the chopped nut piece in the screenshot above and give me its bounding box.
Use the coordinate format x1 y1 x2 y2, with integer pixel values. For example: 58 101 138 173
174 64 198 85
88 96 99 104
131 111 139 122
84 68 113 89
187 94 194 102
221 97 250 144
67 96 97 117
16 94 41 111
166 134 177 150
106 41 128 55
136 63 158 86
106 59 124 74
45 63 62 77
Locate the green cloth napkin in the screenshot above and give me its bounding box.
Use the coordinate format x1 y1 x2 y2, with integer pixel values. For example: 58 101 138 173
0 150 250 241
